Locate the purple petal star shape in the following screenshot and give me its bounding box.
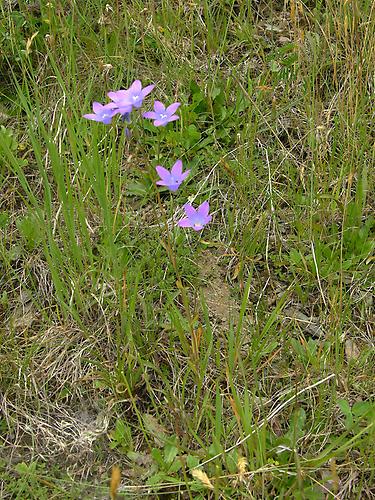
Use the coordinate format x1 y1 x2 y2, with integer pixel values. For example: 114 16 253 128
178 201 212 231
83 102 118 124
155 160 190 192
143 100 180 126
108 80 155 111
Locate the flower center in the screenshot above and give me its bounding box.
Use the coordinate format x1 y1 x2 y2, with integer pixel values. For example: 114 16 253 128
193 222 202 229
160 113 167 119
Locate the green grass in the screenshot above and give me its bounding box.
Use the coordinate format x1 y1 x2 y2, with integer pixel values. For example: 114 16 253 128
0 0 374 498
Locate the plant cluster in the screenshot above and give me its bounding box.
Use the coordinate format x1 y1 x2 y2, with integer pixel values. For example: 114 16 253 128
84 79 212 231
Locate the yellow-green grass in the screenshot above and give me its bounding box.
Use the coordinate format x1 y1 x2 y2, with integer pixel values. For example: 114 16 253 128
0 0 374 497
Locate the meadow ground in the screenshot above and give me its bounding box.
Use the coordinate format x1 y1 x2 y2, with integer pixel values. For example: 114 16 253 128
0 0 374 498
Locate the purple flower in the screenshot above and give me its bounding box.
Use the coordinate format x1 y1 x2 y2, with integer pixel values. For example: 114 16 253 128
143 101 180 127
121 112 131 123
178 201 212 231
83 102 118 124
108 80 155 111
156 160 190 192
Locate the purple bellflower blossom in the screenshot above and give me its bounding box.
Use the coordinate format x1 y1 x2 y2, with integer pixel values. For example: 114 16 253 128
83 102 118 124
108 80 155 112
178 201 212 231
119 112 131 137
143 100 180 127
121 112 131 123
156 160 190 192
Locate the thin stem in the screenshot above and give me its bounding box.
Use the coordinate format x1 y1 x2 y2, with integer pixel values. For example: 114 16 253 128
152 128 196 363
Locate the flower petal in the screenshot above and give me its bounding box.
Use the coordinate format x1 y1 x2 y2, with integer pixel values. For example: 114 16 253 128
83 113 101 121
180 170 190 181
154 101 165 113
183 203 197 218
108 90 128 102
155 166 171 180
197 201 210 217
167 115 179 123
105 102 120 109
143 111 158 119
92 102 103 113
116 105 132 114
102 115 114 124
141 84 155 97
166 102 181 115
178 218 193 228
130 80 142 93
171 160 183 176
153 119 165 127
